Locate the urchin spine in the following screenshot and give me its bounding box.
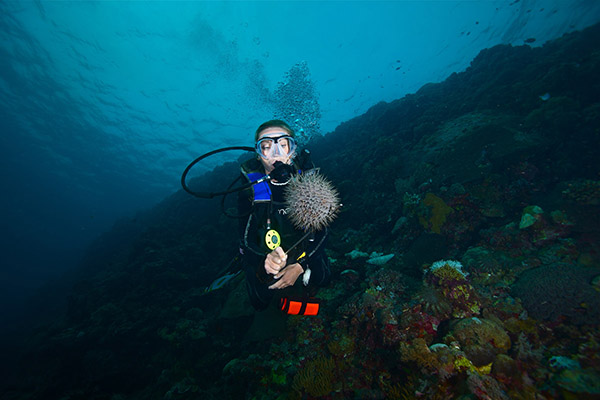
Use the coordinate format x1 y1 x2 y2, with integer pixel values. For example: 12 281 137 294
285 172 340 232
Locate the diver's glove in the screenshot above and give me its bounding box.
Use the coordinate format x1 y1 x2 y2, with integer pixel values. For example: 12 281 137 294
269 161 295 183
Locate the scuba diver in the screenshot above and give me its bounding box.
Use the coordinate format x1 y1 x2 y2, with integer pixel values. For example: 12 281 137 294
238 120 331 314
181 119 332 315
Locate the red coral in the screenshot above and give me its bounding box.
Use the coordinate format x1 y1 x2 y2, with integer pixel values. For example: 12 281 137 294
400 305 440 342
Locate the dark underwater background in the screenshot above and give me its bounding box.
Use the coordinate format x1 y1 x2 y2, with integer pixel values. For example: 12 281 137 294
2 1 600 399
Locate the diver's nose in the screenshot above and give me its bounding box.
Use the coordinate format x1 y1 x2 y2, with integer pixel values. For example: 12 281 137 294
272 143 283 156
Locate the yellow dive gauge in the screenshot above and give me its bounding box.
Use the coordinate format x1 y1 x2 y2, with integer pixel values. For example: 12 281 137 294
265 229 281 250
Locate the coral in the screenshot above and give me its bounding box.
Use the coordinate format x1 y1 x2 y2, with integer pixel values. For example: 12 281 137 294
366 268 406 299
158 318 207 346
492 354 522 382
365 269 407 345
578 331 600 370
366 253 395 265
289 315 328 349
427 260 468 280
419 193 453 234
446 318 511 367
335 268 410 372
519 205 544 229
453 355 474 372
442 193 485 252
481 207 568 254
345 249 369 259
511 263 600 325
403 192 422 210
525 212 571 247
164 376 199 399
414 285 453 320
292 356 336 397
513 332 543 363
467 372 510 400
551 209 572 226
461 247 500 272
425 260 481 319
384 382 418 400
519 213 537 229
562 179 600 205
489 296 525 323
399 305 441 343
503 316 539 341
327 334 356 359
445 284 481 318
556 368 600 397
260 365 288 386
399 338 441 372
549 356 581 370
285 171 340 232
461 246 516 286
469 179 506 218
453 355 491 374
480 222 529 256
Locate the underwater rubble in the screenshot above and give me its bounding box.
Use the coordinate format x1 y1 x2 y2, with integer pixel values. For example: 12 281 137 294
3 23 600 400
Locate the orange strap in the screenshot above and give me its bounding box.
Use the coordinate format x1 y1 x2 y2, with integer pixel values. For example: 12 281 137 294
280 297 320 316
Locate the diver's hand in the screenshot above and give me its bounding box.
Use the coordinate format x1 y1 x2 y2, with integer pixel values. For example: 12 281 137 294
264 247 288 275
269 263 303 289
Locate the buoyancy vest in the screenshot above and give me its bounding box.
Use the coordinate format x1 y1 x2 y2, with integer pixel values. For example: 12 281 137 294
244 169 272 203
240 150 316 260
240 149 313 204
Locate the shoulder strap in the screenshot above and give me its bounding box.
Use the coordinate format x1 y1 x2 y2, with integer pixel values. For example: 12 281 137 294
241 158 271 203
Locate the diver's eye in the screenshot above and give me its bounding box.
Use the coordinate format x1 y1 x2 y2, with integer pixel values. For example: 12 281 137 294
278 138 289 152
260 140 273 151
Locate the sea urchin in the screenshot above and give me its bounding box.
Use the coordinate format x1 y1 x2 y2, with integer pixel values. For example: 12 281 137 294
285 171 340 232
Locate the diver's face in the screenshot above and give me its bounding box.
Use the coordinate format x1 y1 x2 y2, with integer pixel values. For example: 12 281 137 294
256 127 295 173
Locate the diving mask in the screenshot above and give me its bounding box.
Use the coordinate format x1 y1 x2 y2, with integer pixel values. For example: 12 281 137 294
256 135 297 160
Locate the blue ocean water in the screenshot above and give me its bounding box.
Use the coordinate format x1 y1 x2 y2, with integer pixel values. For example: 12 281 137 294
1 0 599 361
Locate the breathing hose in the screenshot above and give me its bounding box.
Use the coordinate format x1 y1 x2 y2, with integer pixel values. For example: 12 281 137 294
180 146 257 199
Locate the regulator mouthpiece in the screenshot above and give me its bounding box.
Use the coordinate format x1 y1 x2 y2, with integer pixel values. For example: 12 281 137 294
269 161 295 183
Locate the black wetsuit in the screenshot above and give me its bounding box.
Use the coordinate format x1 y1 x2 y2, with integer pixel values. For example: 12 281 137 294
238 151 331 310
